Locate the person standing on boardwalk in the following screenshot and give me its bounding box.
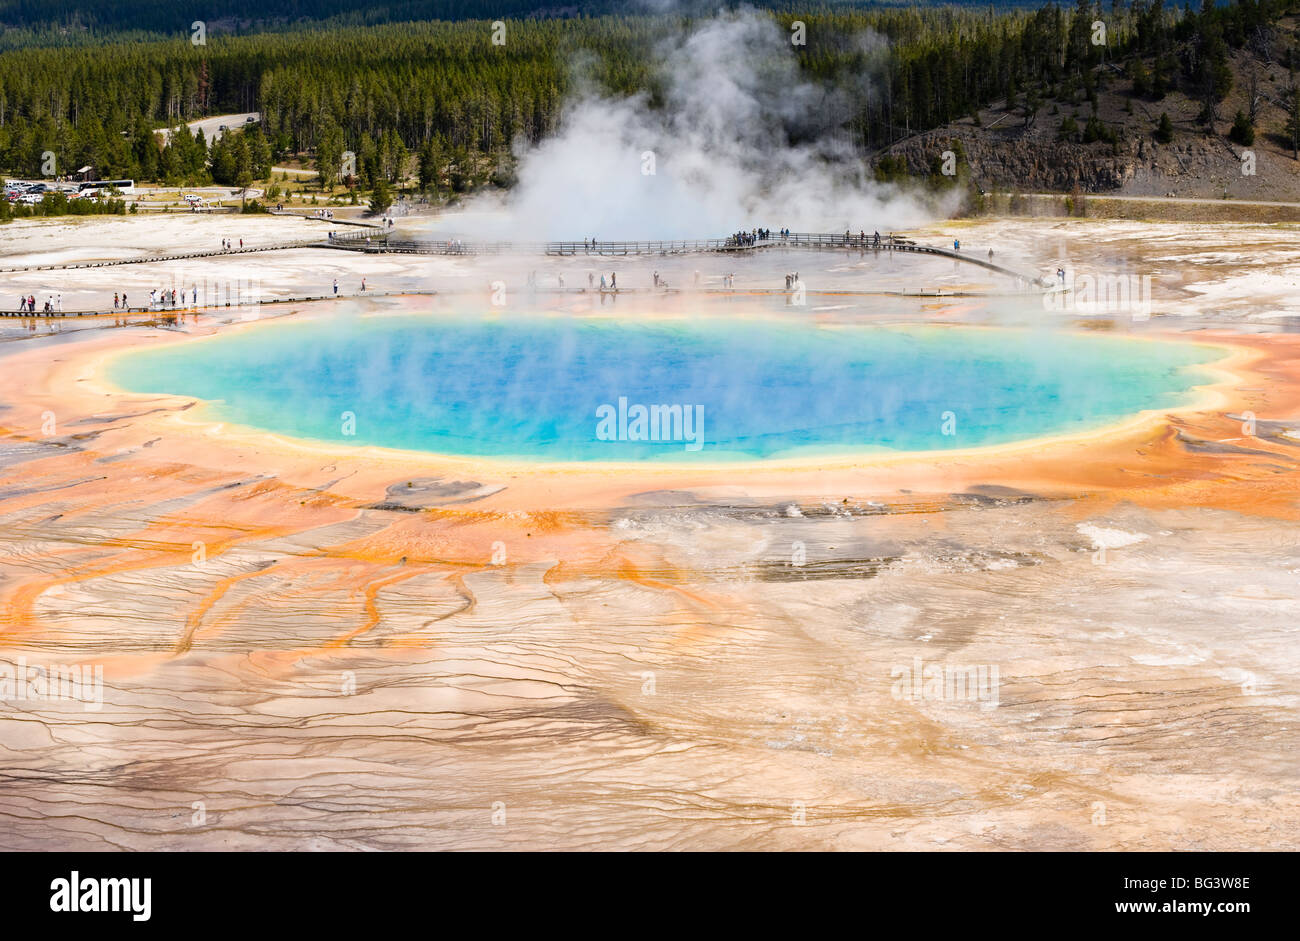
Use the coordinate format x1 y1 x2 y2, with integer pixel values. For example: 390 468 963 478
610 272 617 291
360 278 366 292
333 279 339 295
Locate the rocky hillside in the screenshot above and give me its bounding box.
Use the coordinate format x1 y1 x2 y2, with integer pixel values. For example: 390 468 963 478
881 15 1300 201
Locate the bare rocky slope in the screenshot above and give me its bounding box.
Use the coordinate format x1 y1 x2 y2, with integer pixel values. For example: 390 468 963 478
881 31 1300 202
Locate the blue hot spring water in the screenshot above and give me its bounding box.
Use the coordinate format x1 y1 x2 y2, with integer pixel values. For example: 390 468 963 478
108 315 1220 462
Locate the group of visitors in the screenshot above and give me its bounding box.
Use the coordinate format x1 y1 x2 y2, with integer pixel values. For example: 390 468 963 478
311 208 335 220
220 238 243 250
16 294 52 313
842 230 885 248
784 272 802 290
150 287 192 309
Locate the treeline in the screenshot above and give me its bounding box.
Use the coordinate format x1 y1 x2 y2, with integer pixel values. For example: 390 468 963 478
0 2 1291 190
0 1 1050 37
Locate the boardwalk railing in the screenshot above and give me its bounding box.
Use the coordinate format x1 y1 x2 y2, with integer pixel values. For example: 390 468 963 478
322 232 902 256
0 225 1047 288
317 229 1045 284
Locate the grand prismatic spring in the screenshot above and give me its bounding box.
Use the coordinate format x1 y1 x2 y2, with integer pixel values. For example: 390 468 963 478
1 212 1298 855
107 315 1220 461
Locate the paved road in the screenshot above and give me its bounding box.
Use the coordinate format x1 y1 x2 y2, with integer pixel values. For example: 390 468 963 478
158 113 260 144
1009 191 1300 209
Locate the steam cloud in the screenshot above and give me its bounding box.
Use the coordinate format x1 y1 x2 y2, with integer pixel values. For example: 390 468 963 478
454 10 939 240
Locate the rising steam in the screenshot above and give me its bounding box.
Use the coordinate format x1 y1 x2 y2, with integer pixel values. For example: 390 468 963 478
453 10 938 240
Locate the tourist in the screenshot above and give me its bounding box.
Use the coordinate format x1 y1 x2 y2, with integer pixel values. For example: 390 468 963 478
113 293 119 310
600 274 607 290
360 278 366 292
333 279 339 295
988 248 994 262
588 272 594 289
610 272 616 290
653 270 659 287
954 239 960 251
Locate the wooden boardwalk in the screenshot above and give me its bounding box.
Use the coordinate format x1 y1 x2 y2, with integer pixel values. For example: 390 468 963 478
324 229 1049 286
0 227 1049 288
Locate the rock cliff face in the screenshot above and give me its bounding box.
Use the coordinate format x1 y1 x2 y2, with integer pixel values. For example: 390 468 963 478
882 122 1300 200
886 130 1138 191
882 125 1275 194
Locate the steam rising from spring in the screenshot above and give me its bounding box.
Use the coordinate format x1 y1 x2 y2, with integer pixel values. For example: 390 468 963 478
457 11 938 240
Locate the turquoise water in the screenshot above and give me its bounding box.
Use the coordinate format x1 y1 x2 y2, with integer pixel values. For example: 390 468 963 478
109 315 1219 462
